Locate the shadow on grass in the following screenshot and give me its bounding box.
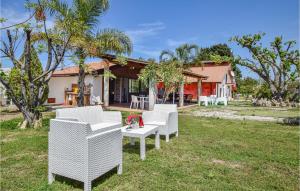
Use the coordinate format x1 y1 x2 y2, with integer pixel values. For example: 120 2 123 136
54 167 119 190
123 142 155 155
123 134 177 155
282 117 300 126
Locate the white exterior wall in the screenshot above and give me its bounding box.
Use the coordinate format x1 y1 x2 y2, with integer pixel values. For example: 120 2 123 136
91 75 103 102
48 76 77 104
48 75 103 104
216 74 232 98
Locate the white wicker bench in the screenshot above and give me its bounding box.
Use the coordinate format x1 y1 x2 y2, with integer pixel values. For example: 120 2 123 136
48 106 122 191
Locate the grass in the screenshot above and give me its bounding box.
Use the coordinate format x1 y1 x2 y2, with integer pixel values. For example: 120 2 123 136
1 113 299 190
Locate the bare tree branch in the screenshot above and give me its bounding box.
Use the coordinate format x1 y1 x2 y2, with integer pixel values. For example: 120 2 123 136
0 11 36 30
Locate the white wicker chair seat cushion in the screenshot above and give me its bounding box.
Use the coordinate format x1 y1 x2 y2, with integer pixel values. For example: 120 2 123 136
144 121 166 126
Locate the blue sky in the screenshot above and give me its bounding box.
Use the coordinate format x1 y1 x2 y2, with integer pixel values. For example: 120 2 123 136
1 0 299 78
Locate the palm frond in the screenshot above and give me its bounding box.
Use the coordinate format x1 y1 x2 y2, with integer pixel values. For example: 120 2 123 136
176 43 198 64
74 0 109 29
47 0 70 18
159 50 175 62
92 28 132 56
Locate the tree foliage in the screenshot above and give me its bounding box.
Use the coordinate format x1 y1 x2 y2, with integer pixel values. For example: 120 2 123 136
0 0 73 128
7 46 49 106
231 33 300 101
197 43 233 61
157 43 198 104
237 77 258 96
139 60 184 103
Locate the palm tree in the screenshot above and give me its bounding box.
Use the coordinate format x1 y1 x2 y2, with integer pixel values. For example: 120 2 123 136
159 44 198 105
50 0 132 106
72 29 132 106
159 43 199 67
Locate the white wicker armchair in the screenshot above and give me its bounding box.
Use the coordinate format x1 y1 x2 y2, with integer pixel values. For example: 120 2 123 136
142 104 178 142
48 106 122 191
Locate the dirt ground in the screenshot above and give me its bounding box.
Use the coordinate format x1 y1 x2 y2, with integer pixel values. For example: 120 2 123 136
0 105 22 121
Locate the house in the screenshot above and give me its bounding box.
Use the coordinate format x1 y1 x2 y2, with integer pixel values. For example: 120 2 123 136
47 57 235 108
184 61 236 100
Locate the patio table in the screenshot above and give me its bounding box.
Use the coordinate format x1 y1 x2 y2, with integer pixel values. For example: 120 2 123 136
121 125 160 160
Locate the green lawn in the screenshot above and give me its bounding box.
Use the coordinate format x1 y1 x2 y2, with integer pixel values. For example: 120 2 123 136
1 113 299 190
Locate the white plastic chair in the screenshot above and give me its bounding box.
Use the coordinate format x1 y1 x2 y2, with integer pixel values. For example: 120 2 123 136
141 96 149 110
199 96 208 106
130 95 140 109
91 95 102 105
209 95 217 105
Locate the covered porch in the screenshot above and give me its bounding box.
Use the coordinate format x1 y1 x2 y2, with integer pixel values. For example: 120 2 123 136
101 65 207 110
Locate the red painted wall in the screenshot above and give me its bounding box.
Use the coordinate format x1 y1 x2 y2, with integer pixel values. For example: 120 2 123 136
201 82 217 96
184 83 197 99
184 82 217 99
157 82 218 100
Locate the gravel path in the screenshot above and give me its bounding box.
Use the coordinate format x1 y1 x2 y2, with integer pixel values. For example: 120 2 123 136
192 110 283 122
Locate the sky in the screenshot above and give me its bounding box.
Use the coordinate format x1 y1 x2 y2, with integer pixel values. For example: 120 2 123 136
1 0 299 78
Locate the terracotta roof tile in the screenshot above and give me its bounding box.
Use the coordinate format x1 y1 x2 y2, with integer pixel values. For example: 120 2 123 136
52 61 115 76
186 63 234 83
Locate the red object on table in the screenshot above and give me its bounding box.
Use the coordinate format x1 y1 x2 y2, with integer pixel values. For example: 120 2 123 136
126 115 144 127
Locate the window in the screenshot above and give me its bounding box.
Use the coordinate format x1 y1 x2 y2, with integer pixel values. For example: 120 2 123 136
129 79 139 93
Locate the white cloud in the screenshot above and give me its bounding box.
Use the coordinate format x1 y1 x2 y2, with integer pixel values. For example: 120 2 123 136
166 37 199 48
133 45 161 59
126 21 165 43
138 21 164 27
124 21 166 59
166 39 186 47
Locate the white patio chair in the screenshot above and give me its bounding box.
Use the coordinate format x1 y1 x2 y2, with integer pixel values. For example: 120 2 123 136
142 104 178 142
215 97 228 106
48 106 122 191
130 95 140 109
91 95 102 105
199 96 208 106
209 95 217 105
140 96 149 110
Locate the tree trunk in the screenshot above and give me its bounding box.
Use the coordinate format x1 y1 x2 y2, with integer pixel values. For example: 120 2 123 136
77 62 85 107
76 49 87 107
172 92 175 104
19 107 42 129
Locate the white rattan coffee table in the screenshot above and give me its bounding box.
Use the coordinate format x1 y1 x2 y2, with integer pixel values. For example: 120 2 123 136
121 125 160 160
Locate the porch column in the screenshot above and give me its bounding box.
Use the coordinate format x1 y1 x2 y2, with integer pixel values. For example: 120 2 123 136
148 79 156 110
119 78 123 103
197 79 202 104
103 72 109 107
179 81 184 107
